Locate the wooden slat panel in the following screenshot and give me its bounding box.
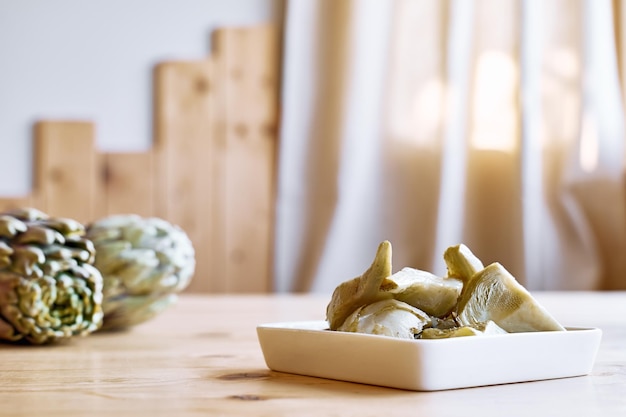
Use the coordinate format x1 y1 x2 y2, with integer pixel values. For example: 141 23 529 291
99 152 155 217
153 60 218 293
32 121 97 224
0 197 34 213
0 25 280 293
214 26 279 292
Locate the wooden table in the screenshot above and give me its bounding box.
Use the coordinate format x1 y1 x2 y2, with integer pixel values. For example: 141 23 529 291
1 293 625 416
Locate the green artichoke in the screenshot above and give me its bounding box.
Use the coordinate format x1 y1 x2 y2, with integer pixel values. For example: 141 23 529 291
0 208 103 344
86 214 195 330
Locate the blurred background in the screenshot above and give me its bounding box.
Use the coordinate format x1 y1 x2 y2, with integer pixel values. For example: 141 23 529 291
1 0 625 293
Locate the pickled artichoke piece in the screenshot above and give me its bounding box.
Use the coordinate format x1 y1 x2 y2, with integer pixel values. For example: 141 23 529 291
443 244 484 284
456 263 565 332
326 241 394 330
430 316 459 330
420 321 507 339
386 267 462 317
421 326 481 338
472 320 508 334
338 299 431 339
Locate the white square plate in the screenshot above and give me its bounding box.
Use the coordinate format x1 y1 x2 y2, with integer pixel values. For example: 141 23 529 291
256 320 602 391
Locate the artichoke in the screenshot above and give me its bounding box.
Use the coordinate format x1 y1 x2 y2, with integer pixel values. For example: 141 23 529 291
0 208 103 344
338 299 431 339
86 214 195 330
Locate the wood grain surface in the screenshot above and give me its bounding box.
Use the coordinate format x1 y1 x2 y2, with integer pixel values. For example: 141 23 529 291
0 292 624 417
213 26 279 293
0 25 280 293
153 58 218 293
32 121 98 224
99 152 155 218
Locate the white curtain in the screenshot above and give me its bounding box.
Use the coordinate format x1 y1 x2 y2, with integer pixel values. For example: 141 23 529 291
275 0 626 292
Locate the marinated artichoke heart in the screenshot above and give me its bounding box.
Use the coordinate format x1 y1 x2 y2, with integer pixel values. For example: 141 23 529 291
386 267 461 317
338 299 431 339
420 321 507 339
326 241 393 330
455 263 565 332
0 208 103 344
87 214 195 330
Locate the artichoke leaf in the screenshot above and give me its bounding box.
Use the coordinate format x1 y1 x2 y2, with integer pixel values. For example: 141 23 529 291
386 267 462 318
14 226 65 246
0 241 13 256
456 262 565 332
443 244 484 285
325 241 394 330
39 217 85 237
0 216 27 238
0 315 20 341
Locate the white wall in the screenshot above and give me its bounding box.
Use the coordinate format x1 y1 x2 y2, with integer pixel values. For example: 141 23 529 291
0 0 283 196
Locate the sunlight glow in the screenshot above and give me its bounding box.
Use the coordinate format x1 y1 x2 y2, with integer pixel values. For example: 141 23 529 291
411 78 445 146
541 47 582 144
579 112 599 173
549 48 580 79
470 51 518 152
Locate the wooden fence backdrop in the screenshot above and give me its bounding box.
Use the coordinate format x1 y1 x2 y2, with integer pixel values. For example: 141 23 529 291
0 25 280 293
